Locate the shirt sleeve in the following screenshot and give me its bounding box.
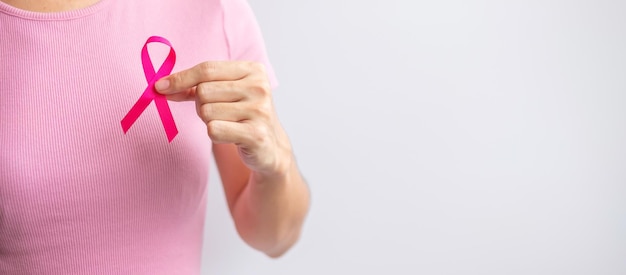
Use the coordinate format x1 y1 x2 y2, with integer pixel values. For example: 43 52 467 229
221 0 279 89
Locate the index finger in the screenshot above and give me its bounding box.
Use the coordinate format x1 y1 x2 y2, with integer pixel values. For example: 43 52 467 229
155 61 252 95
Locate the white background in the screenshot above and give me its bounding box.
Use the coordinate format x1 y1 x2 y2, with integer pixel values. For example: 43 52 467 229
202 0 626 274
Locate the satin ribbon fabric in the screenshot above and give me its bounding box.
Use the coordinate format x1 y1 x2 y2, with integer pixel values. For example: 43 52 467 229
121 36 178 142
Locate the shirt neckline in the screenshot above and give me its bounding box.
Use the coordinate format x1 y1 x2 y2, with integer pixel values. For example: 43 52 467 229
0 0 111 21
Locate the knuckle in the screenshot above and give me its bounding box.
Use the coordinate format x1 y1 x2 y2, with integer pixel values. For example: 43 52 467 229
169 72 183 88
250 62 266 73
250 105 263 117
198 62 217 79
196 83 209 98
251 102 271 120
200 104 213 121
249 124 269 145
206 121 221 140
237 62 251 72
249 80 271 97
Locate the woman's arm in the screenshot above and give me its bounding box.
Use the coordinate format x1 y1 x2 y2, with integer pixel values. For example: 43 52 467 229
213 142 309 257
156 61 310 257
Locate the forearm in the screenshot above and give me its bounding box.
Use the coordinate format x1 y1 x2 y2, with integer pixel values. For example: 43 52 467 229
232 157 310 257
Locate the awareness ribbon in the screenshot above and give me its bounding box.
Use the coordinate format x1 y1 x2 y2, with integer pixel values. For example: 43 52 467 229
121 36 178 142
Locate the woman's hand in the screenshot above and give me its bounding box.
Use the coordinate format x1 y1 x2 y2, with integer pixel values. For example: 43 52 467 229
155 61 309 257
155 61 292 178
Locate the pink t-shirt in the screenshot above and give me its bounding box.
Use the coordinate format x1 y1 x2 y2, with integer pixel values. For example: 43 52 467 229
0 0 277 273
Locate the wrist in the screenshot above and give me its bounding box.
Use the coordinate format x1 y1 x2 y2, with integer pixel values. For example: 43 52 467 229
253 149 295 185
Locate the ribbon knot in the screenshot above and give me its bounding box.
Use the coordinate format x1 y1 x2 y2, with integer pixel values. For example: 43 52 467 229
121 36 178 142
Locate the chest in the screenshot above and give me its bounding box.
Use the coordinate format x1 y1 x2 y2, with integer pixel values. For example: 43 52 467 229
0 0 226 215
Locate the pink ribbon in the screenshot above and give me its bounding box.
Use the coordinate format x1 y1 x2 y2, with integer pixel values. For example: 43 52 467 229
121 36 178 142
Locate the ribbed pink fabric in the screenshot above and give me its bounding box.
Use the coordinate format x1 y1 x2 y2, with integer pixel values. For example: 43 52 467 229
0 0 276 274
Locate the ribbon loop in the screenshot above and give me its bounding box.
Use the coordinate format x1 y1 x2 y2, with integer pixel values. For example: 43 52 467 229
121 36 179 142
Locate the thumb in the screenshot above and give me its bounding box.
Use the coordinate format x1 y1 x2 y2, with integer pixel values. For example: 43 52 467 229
154 65 203 95
154 77 173 93
155 78 196 102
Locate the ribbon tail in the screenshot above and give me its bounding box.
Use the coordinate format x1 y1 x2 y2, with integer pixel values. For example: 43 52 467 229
154 95 178 143
121 89 154 133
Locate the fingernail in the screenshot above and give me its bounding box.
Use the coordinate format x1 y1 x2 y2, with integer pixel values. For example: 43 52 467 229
155 79 170 91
